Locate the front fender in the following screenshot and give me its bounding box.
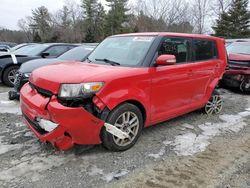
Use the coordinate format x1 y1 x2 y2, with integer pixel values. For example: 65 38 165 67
96 86 151 126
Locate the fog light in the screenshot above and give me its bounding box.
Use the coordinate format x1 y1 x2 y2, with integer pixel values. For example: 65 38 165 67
36 118 58 132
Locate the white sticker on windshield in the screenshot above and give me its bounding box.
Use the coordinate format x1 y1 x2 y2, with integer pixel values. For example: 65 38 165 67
133 37 154 42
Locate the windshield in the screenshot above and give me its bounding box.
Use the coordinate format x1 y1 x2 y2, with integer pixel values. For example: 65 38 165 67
227 42 250 55
58 46 94 61
14 44 48 56
88 36 155 66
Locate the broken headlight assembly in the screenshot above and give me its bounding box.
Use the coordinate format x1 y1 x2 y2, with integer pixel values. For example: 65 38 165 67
58 82 104 99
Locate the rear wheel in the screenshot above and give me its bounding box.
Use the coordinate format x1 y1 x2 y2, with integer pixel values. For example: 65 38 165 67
101 103 143 151
204 90 223 115
2 66 19 87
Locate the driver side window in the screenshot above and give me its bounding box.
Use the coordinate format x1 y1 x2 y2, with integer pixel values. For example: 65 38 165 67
158 37 192 63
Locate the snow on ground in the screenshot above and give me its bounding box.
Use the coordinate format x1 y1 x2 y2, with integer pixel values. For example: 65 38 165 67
0 92 20 115
148 107 250 158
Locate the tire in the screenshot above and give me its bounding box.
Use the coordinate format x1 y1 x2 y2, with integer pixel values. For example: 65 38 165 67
2 66 19 87
101 103 144 151
204 90 223 115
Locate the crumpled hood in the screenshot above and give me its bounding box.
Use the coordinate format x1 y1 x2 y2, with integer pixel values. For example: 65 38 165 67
30 61 139 94
229 53 250 61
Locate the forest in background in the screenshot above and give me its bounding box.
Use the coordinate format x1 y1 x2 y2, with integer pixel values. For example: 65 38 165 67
0 0 249 43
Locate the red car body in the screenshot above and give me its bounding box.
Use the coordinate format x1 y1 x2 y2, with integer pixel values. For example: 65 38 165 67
20 33 227 150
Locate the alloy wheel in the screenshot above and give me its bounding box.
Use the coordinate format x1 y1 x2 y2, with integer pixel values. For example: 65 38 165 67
113 111 140 147
205 95 223 115
8 69 17 85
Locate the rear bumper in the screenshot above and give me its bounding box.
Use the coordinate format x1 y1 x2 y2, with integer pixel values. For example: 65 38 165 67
20 83 104 150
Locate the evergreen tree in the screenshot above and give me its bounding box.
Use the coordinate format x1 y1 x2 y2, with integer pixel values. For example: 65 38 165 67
81 0 105 42
213 0 250 38
31 6 52 42
94 3 106 41
212 12 231 37
105 0 130 36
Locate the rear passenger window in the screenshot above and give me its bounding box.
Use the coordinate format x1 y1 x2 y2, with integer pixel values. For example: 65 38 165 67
158 37 191 63
194 40 218 61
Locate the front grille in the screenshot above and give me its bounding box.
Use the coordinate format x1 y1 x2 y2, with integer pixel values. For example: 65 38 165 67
29 82 53 98
229 60 250 67
23 113 48 135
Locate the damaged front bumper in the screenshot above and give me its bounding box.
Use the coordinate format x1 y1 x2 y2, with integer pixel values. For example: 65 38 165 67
20 83 106 150
221 66 250 91
20 83 129 150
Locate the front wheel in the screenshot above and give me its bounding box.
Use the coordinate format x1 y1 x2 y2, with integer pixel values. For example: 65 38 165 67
101 103 143 151
204 90 223 115
2 66 19 87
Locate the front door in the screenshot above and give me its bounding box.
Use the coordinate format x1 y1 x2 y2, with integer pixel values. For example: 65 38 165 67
150 37 196 124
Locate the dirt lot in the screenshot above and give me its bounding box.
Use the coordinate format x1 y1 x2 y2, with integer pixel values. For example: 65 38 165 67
0 84 249 188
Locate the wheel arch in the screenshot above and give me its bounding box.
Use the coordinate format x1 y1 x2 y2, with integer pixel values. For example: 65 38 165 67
107 99 148 126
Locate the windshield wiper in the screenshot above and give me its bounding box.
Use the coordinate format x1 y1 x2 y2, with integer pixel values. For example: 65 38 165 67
86 57 93 63
95 58 120 66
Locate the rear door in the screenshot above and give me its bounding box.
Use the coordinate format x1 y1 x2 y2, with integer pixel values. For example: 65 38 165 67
189 39 219 102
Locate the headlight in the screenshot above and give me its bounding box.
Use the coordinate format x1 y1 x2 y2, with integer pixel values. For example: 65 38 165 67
24 73 31 78
59 82 104 98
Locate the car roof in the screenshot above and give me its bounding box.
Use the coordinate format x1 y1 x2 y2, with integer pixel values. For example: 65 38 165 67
113 32 222 41
40 43 78 46
231 41 250 44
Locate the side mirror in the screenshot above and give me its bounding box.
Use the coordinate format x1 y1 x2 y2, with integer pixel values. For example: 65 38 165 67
155 55 176 66
41 52 50 58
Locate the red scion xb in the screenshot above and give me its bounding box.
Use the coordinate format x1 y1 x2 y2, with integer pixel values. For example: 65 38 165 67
20 33 227 151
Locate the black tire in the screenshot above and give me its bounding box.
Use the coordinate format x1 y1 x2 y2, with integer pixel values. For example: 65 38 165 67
101 103 143 151
2 66 19 87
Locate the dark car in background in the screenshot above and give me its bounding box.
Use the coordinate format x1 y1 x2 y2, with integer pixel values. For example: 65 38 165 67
0 44 10 52
9 45 96 100
9 43 36 52
0 43 77 86
0 42 17 48
221 41 250 91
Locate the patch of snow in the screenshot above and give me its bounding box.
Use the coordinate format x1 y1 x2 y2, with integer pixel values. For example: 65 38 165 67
0 136 22 155
148 107 250 157
0 155 69 182
182 123 195 129
24 131 34 137
102 169 129 182
148 146 166 159
148 140 172 159
88 165 104 176
15 122 25 127
0 92 21 115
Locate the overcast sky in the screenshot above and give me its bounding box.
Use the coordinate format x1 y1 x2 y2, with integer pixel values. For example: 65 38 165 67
0 0 107 30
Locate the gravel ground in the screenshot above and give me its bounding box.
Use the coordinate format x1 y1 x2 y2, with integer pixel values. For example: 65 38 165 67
0 83 249 188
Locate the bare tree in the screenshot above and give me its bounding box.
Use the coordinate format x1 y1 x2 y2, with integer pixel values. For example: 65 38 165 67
131 0 193 33
17 18 33 41
191 0 211 34
212 0 232 16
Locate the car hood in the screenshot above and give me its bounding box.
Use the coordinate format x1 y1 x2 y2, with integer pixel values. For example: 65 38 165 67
19 58 63 73
30 62 143 94
228 53 250 61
